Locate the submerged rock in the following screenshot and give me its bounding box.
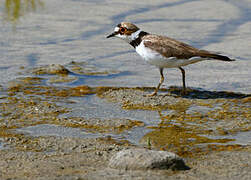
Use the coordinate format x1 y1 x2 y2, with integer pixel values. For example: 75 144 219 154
109 148 189 170
31 64 69 75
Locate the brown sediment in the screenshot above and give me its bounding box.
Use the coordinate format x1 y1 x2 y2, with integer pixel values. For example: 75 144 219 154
31 64 69 75
98 88 251 158
56 117 144 134
0 72 250 179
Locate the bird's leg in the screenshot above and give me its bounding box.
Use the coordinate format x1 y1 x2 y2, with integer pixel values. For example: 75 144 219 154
179 67 187 95
148 68 164 96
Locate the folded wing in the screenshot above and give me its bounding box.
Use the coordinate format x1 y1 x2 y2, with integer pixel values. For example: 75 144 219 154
143 35 235 61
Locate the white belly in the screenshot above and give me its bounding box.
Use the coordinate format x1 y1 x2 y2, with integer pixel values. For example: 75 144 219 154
135 41 205 68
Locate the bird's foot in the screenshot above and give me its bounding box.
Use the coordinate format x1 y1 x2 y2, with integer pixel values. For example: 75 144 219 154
181 90 188 96
145 91 157 97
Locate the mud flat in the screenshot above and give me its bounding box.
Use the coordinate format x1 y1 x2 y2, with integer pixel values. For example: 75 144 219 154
0 66 250 179
0 136 250 180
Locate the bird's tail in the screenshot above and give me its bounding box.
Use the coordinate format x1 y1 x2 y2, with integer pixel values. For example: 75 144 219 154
198 50 235 61
205 53 235 61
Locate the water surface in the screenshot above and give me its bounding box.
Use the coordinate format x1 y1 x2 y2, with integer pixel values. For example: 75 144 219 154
0 0 250 149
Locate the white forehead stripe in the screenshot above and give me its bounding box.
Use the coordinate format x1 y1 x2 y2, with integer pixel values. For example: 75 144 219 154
114 27 120 32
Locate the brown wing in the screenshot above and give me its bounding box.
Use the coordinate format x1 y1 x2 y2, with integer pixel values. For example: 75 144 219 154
143 35 234 61
143 34 198 59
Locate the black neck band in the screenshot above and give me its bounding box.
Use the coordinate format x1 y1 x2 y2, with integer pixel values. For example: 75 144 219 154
129 31 149 48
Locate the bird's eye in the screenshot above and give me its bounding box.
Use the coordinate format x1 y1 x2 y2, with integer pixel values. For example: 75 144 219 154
120 27 126 33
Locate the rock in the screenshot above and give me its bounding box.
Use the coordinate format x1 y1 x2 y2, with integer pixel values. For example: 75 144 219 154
108 148 189 170
31 64 69 75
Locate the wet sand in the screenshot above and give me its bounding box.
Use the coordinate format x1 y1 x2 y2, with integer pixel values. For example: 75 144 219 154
0 73 250 179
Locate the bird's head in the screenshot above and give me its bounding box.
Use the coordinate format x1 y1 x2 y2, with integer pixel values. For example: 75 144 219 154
106 22 140 43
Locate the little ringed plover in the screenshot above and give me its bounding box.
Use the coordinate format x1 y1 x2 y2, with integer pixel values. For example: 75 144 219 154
107 22 235 96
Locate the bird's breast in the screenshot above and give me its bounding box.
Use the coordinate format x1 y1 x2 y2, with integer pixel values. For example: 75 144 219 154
135 41 164 61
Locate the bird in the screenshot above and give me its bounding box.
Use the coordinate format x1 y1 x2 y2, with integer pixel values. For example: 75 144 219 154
106 22 235 96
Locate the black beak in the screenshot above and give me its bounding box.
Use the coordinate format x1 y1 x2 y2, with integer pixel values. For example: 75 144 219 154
106 32 117 38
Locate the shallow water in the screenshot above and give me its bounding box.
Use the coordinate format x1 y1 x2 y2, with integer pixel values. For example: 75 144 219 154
1 0 251 90
0 0 251 150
